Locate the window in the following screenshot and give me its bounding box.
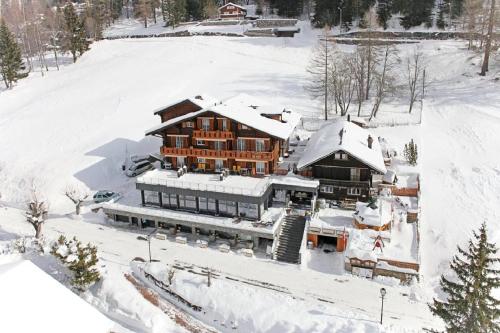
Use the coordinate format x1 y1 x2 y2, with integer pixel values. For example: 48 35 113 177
240 124 249 130
334 153 348 160
196 139 205 146
350 168 361 181
255 139 265 152
177 157 185 167
256 162 265 174
175 136 183 148
202 118 210 131
197 158 206 163
320 185 334 193
215 159 224 170
221 119 228 131
183 121 194 128
347 187 362 196
237 138 246 151
214 141 223 151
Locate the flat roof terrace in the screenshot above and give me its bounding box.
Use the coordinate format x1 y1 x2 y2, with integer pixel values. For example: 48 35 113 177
138 169 271 197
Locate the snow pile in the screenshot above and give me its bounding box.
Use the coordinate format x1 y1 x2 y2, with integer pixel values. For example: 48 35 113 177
353 199 392 228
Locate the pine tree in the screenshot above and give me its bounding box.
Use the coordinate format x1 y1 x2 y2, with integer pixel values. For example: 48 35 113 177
270 0 303 18
403 139 418 166
429 223 500 332
68 242 101 292
162 0 186 28
63 3 87 63
436 4 446 30
0 20 25 88
377 0 391 30
52 235 101 292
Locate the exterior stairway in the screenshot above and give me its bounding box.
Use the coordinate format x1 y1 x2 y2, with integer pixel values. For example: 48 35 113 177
275 214 306 264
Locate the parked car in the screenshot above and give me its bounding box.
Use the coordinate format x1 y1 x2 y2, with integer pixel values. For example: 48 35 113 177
93 190 121 203
122 155 150 171
125 160 153 177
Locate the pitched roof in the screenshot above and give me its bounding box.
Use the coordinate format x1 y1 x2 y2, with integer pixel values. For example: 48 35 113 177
219 2 247 11
145 94 300 140
152 95 220 115
0 260 114 333
297 119 387 174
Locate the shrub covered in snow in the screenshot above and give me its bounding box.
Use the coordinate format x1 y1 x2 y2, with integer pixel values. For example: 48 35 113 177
51 235 101 292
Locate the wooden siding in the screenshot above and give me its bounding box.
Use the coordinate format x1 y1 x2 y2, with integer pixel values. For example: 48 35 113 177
160 100 203 122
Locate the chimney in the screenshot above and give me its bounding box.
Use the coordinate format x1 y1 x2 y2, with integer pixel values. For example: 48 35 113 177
367 135 373 149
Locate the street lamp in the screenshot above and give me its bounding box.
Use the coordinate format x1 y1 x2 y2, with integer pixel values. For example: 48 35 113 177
147 228 158 262
380 287 387 325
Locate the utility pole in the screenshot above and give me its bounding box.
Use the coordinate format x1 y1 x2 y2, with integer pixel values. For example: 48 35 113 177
339 2 343 33
448 1 452 30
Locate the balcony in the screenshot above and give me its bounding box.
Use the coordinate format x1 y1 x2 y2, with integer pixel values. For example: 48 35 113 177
192 130 233 140
161 144 279 162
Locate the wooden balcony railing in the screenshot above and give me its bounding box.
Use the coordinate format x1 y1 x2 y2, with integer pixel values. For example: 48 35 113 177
161 145 279 162
192 130 234 140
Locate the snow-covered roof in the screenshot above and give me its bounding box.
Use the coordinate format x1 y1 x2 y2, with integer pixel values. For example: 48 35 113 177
0 260 114 333
219 2 247 11
146 94 300 140
353 199 392 227
297 119 387 173
153 94 220 115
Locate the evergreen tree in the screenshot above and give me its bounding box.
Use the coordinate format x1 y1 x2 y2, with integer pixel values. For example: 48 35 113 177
377 0 392 30
436 3 446 30
403 139 418 166
270 0 303 18
429 223 500 332
52 236 101 292
162 0 186 28
399 0 434 29
69 242 101 292
0 20 25 88
186 0 203 21
63 3 88 63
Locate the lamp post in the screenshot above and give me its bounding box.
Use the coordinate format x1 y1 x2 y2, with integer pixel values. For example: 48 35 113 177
380 287 387 325
147 228 158 262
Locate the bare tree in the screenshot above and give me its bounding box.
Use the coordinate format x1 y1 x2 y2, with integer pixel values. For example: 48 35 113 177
330 56 355 116
64 185 89 215
405 49 426 114
462 0 482 50
363 6 379 101
370 45 399 121
207 268 212 287
306 27 334 120
480 0 497 76
25 188 49 239
348 47 366 116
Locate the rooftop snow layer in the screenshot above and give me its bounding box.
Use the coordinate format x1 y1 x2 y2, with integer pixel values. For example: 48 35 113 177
297 119 387 173
152 94 220 115
146 94 300 140
0 260 114 333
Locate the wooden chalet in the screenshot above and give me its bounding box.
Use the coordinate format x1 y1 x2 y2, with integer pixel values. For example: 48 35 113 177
146 94 299 176
218 2 247 20
297 119 387 203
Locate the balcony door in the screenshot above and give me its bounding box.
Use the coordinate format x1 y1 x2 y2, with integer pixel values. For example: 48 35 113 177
255 139 265 152
175 136 183 148
202 118 210 131
237 138 246 151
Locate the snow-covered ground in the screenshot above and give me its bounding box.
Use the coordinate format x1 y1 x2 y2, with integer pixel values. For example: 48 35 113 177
0 22 499 332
